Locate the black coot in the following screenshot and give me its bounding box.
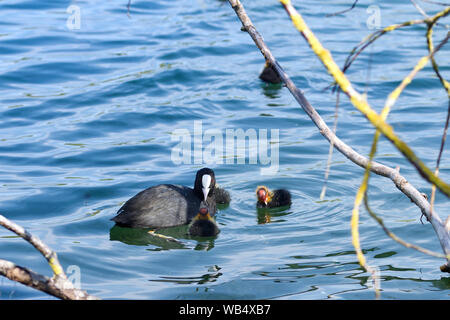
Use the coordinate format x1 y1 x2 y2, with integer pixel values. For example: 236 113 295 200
188 202 220 236
112 168 226 228
256 186 291 208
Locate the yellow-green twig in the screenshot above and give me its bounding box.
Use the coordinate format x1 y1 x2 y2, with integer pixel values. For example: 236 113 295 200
344 7 450 75
364 194 449 259
426 28 450 213
280 0 450 197
352 31 449 283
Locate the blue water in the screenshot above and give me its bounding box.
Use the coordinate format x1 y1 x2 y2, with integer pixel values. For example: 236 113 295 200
0 0 449 299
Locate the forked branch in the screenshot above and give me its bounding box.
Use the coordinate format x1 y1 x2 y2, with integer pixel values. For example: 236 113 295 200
0 214 98 300
227 0 450 273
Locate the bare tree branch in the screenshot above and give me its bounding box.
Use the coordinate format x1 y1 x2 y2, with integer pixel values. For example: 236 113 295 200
326 0 359 17
0 214 99 299
320 90 340 200
0 214 66 280
227 0 450 271
426 30 450 214
0 259 97 300
337 9 449 93
420 0 450 6
364 194 447 259
127 0 132 18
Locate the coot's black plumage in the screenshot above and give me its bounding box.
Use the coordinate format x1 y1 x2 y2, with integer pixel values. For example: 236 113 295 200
188 202 219 237
112 168 225 228
256 186 291 208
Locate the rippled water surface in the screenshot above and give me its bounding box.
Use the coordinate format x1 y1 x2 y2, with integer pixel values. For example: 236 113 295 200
1 0 449 299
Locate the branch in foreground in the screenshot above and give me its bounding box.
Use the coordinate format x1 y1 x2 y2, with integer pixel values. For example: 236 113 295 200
227 0 450 271
0 214 65 280
280 0 450 198
426 27 450 213
281 0 450 271
326 0 359 17
363 195 447 259
0 259 97 300
0 214 99 300
351 33 450 279
341 7 450 89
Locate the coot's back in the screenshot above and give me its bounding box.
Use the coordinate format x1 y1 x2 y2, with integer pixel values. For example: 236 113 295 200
112 184 202 228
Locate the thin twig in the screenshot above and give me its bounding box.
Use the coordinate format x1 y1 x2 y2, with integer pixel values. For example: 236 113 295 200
336 8 450 93
410 0 449 30
351 32 450 282
127 0 132 18
326 0 359 17
430 100 450 212
281 0 450 197
420 0 450 6
364 194 448 259
0 215 66 280
411 0 431 19
320 89 340 200
427 30 450 214
226 0 450 273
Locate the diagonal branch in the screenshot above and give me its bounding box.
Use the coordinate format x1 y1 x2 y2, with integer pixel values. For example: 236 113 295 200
326 0 359 17
227 0 450 271
426 29 450 213
0 214 66 280
0 214 99 299
0 259 97 300
364 194 447 259
342 7 450 81
280 0 450 197
351 32 450 280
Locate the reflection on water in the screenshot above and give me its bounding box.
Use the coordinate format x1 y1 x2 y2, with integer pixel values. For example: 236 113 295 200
109 224 218 251
261 82 283 100
110 225 187 249
256 206 292 224
150 265 223 285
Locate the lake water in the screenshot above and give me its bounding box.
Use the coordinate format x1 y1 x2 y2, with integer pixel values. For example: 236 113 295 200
0 0 449 300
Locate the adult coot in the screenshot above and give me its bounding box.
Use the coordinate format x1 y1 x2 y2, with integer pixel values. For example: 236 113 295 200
188 202 220 236
112 168 227 228
256 186 291 208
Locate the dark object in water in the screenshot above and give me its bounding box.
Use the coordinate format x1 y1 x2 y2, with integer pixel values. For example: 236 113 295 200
215 186 231 205
188 202 220 237
112 168 224 228
256 185 291 208
259 62 282 84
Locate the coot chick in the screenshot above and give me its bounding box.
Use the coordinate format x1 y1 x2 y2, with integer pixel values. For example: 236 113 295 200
112 168 220 228
188 202 220 237
215 185 231 205
256 186 291 208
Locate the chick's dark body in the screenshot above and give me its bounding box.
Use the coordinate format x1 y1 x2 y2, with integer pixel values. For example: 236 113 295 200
257 189 291 208
188 218 220 237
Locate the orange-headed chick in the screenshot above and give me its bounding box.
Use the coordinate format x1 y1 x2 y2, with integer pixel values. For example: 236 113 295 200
256 186 291 208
